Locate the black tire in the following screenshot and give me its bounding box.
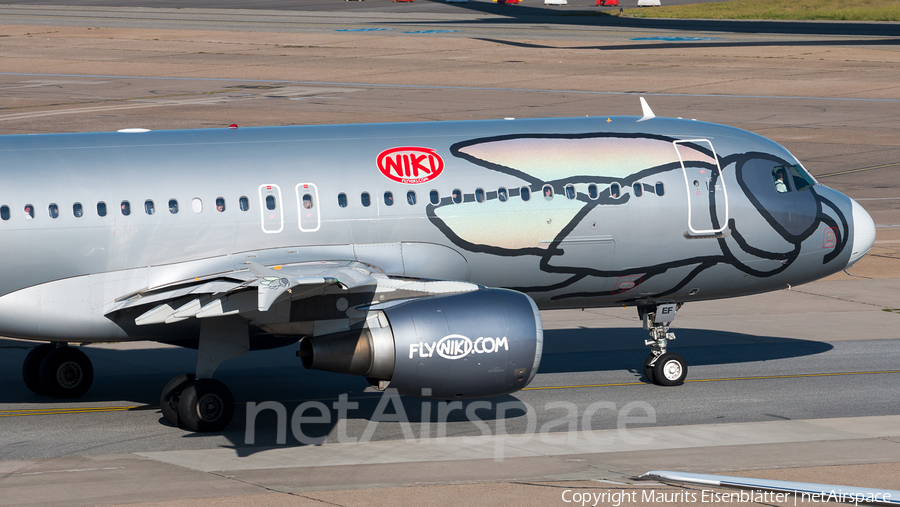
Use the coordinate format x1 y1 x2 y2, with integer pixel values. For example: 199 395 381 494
38 346 94 398
651 352 687 386
642 353 656 384
178 378 234 432
22 343 56 395
160 373 196 428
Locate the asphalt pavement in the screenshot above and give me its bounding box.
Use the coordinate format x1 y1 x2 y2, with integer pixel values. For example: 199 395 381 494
0 3 899 506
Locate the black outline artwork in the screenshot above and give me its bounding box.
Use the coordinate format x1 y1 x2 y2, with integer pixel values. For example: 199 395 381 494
425 132 851 305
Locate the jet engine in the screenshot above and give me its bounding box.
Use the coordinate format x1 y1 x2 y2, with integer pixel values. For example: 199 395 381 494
298 288 543 399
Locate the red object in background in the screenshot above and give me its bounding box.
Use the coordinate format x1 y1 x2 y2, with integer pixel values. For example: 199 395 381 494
598 0 619 4
228 124 238 129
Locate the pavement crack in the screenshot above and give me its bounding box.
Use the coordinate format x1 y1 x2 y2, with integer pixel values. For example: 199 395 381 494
791 288 885 308
288 493 349 506
209 471 348 506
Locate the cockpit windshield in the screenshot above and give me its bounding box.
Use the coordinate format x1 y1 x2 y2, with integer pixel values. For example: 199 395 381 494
772 164 815 193
788 164 816 191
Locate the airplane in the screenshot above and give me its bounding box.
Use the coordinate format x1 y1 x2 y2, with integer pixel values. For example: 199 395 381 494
2 99 875 432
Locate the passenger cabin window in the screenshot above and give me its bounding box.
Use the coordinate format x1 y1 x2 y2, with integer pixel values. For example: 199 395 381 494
303 193 314 209
565 184 576 200
24 204 34 220
239 196 250 211
521 187 531 201
265 195 276 211
49 204 59 219
216 197 226 212
633 183 643 197
73 202 83 218
542 185 553 200
498 187 508 202
451 189 462 204
0 205 9 221
338 193 348 208
429 190 439 205
475 188 485 203
361 192 371 207
121 201 131 216
191 198 202 213
384 191 393 206
610 183 621 199
145 200 155 215
588 184 598 200
655 182 665 196
97 202 107 217
407 191 416 205
168 199 178 214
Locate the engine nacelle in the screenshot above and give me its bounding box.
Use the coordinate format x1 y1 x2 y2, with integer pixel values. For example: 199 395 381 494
298 288 543 399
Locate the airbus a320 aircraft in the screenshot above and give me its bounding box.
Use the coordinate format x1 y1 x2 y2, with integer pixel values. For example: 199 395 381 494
2 99 875 432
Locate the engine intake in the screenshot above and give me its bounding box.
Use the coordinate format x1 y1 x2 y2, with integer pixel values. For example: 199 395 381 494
299 288 543 399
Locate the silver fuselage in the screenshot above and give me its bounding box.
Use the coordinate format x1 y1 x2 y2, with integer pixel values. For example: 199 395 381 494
0 116 871 343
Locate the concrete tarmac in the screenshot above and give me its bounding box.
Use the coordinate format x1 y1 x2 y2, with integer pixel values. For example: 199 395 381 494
0 4 899 506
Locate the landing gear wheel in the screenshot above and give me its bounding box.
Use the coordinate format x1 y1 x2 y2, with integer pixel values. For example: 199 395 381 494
642 354 656 384
160 374 196 428
38 346 94 398
178 378 234 432
22 343 56 395
651 352 687 386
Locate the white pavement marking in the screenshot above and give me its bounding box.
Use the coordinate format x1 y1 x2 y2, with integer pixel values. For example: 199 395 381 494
0 86 361 122
136 415 900 473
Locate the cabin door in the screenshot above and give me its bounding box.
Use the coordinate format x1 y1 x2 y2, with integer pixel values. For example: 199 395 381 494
258 184 284 234
674 139 729 236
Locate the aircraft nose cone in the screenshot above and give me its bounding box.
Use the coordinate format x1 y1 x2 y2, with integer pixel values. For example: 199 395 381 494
847 199 876 268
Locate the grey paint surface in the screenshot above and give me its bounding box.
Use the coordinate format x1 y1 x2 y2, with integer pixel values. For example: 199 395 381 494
0 116 863 345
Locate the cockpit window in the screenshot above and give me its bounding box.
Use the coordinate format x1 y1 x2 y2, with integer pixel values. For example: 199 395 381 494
788 164 815 191
772 167 791 193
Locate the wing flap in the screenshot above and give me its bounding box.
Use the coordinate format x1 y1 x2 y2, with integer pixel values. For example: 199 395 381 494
110 260 380 324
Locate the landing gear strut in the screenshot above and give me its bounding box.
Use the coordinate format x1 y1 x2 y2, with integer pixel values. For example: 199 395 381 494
639 303 687 386
160 316 248 432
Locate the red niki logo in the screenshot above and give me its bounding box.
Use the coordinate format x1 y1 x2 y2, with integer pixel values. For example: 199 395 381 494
377 147 444 184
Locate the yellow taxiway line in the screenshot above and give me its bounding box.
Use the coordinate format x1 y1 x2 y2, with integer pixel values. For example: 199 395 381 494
817 161 900 179
523 370 900 391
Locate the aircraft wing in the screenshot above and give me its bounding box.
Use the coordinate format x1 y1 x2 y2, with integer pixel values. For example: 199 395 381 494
106 260 380 325
106 259 479 327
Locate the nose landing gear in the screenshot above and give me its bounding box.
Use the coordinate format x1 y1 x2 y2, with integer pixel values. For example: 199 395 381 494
639 303 687 386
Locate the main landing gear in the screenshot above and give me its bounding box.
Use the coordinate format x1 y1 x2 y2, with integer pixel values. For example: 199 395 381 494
639 303 688 386
160 316 247 432
22 342 94 399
